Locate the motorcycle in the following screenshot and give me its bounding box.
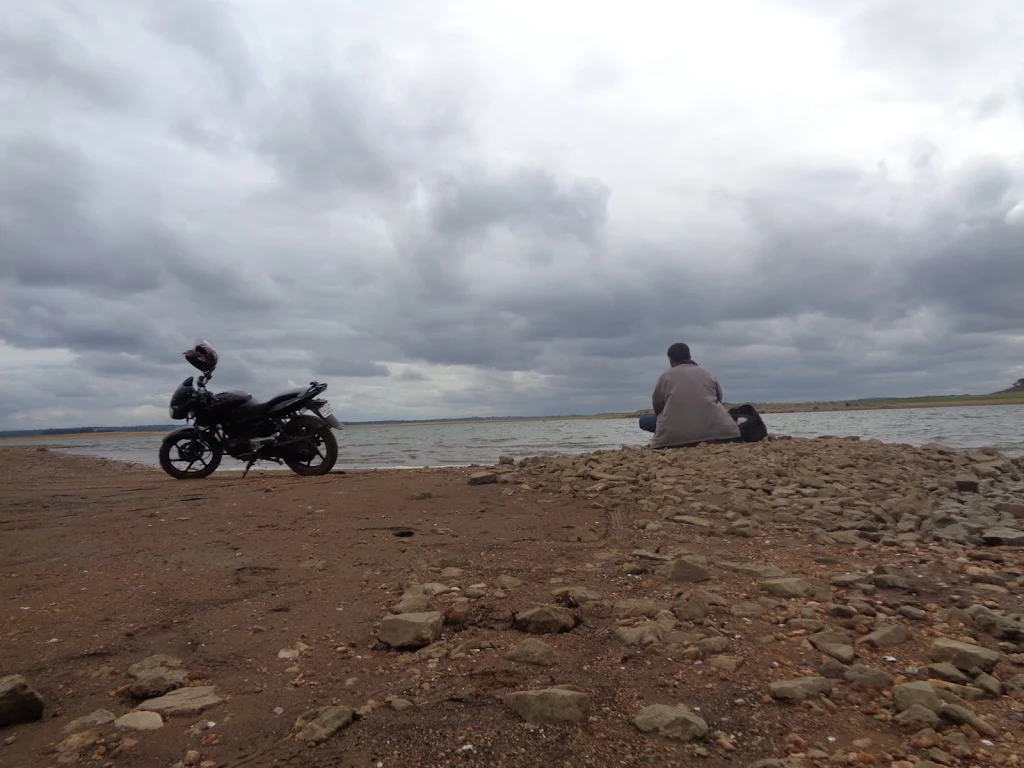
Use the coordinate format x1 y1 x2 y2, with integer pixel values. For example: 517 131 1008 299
159 341 344 479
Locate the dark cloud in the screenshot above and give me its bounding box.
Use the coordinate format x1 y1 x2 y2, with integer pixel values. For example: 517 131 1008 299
1 0 1022 429
0 10 139 110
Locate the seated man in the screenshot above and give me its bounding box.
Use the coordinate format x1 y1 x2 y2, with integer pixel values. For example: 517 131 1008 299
639 343 741 448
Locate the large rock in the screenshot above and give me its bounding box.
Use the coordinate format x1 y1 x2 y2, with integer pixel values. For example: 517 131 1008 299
468 471 498 485
378 611 444 649
768 677 832 703
667 560 711 583
894 704 940 731
808 630 855 664
294 705 355 745
861 624 911 649
844 665 894 689
893 682 942 713
938 703 997 737
127 654 188 699
615 622 663 647
928 638 1000 673
135 686 224 717
513 605 577 635
633 704 709 742
981 527 1024 546
760 578 829 600
63 709 117 733
0 675 44 727
502 687 590 724
505 638 558 667
114 711 164 730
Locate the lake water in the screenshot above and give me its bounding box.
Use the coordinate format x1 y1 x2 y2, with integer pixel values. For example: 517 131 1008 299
3 405 1022 471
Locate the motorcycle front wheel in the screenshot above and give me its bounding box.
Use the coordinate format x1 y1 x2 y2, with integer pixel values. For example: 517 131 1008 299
282 414 338 476
159 430 223 479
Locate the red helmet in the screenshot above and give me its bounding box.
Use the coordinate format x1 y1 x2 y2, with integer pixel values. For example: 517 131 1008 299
184 340 218 373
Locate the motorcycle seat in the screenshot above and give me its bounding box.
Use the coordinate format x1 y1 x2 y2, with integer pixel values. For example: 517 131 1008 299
235 387 306 417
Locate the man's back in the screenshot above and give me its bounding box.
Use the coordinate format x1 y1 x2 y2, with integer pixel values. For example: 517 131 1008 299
651 363 740 449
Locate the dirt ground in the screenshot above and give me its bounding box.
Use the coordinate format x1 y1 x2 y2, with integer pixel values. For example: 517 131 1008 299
1 446 1022 768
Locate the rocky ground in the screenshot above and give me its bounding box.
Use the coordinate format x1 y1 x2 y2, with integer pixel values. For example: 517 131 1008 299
1 437 1023 768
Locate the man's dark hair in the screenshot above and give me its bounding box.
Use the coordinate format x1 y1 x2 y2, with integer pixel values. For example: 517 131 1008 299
667 342 691 363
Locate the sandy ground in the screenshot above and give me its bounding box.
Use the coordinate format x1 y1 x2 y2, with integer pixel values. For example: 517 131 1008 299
1 445 1023 768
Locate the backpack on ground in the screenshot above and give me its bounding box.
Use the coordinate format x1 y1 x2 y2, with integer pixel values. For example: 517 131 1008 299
728 404 768 443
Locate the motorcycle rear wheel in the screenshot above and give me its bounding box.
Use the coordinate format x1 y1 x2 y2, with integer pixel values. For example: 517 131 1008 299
159 431 222 479
283 415 338 476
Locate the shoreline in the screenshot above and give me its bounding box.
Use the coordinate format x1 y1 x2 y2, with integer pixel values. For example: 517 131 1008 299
2 395 1023 439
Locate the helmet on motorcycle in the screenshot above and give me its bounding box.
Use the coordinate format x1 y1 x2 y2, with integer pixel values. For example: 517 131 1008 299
184 340 218 373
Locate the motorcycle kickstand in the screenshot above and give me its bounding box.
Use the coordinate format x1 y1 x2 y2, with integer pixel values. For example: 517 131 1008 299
242 459 256 479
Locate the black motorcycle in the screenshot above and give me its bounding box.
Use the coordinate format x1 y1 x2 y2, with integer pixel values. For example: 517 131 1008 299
159 341 343 479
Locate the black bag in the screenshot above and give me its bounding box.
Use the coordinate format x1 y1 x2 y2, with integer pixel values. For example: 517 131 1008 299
728 404 768 443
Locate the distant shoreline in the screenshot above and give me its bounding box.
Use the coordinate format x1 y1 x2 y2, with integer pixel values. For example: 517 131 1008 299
1 393 1022 439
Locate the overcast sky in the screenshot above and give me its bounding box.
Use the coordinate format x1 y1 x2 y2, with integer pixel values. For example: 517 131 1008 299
1 0 1023 429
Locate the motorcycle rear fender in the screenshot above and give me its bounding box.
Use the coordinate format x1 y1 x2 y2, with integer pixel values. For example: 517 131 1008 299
162 426 222 449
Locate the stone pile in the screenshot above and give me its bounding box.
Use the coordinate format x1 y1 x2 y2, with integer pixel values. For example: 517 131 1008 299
495 437 1024 547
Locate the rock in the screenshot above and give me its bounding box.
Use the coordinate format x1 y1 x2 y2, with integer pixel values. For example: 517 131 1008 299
730 601 765 618
469 471 498 485
391 593 431 614
938 703 997 737
63 709 117 733
820 659 849 679
615 598 666 618
389 698 413 711
552 586 603 606
633 704 709 742
673 595 710 622
127 654 189 699
294 705 355 745
378 612 444 649
927 663 969 684
862 624 911 649
514 605 577 635
893 682 942 713
954 475 980 492
183 749 202 767
0 675 44 727
894 704 941 731
667 560 711 583
844 665 894 689
761 578 827 599
808 630 856 664
502 688 590 724
981 527 1024 546
831 572 872 587
768 677 832 703
498 455 515 465
615 622 663 647
127 654 183 677
708 655 744 674
505 638 558 667
135 686 224 717
974 672 1002 697
56 729 101 756
494 574 523 589
114 711 164 730
928 638 1000 672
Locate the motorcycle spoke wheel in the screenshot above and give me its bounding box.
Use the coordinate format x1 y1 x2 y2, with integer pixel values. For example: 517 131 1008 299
159 433 222 479
283 416 338 476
